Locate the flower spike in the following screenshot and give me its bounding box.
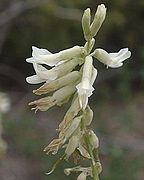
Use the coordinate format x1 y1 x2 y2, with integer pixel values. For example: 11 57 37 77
26 3 131 180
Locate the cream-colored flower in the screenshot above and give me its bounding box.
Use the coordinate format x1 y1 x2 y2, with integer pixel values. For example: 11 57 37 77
26 46 85 66
58 96 81 131
61 116 82 140
83 106 93 126
93 48 131 68
29 84 76 112
26 46 52 63
76 56 97 109
33 71 81 95
65 135 79 157
90 4 106 37
26 57 82 84
43 138 64 155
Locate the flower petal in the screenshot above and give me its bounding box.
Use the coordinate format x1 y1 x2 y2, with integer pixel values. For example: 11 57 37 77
32 46 51 57
26 75 45 84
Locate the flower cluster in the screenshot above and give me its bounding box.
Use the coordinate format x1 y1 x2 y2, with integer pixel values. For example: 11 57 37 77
26 4 131 180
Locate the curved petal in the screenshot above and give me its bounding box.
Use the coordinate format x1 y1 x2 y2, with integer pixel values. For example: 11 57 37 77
109 48 128 58
26 75 45 84
32 46 51 58
109 62 123 68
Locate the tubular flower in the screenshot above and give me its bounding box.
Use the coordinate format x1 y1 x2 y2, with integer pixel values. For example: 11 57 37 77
26 46 86 66
26 57 83 84
93 48 131 68
76 56 97 109
29 84 76 112
33 71 81 95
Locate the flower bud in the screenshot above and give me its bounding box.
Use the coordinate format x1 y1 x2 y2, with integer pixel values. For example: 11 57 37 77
84 106 93 126
82 8 91 41
89 130 99 149
65 135 79 157
90 4 106 37
64 116 82 140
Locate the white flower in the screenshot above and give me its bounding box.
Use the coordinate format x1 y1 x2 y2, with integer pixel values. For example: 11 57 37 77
26 57 82 84
26 46 85 66
26 46 52 64
26 46 59 67
26 63 53 84
33 71 81 95
93 48 131 68
76 56 97 109
90 4 106 37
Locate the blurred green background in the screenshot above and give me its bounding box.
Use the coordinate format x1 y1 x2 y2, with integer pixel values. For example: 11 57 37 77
0 0 144 180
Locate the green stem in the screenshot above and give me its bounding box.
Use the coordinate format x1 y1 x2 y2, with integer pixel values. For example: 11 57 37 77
81 113 99 180
84 133 100 180
86 40 91 54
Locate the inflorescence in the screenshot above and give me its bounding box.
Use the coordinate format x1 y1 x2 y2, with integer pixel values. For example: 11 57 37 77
26 4 131 180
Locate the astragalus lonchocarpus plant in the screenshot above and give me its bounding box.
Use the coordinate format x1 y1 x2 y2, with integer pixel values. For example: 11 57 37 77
26 4 131 180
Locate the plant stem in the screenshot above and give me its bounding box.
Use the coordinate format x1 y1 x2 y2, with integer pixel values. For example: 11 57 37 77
81 113 99 180
84 133 99 180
